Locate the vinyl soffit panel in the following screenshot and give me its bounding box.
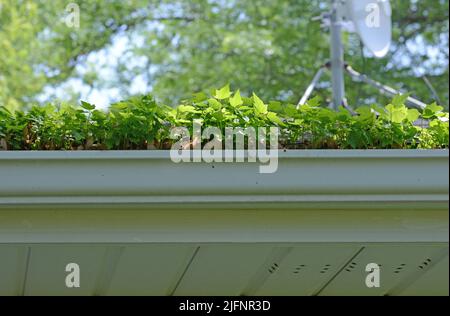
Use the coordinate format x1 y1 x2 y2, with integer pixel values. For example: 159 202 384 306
319 245 449 296
248 245 362 296
0 245 28 296
173 245 275 296
395 254 449 296
0 243 448 296
23 245 109 296
104 245 197 296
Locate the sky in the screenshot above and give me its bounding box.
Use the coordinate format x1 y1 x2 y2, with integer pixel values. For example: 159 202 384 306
37 34 148 109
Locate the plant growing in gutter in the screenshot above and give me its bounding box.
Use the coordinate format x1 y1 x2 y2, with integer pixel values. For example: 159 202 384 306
0 86 448 150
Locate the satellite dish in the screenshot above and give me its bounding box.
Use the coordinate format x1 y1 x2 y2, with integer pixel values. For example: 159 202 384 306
299 0 397 110
345 0 392 58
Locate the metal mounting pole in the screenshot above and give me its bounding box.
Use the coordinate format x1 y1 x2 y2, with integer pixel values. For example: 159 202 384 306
330 0 346 110
345 65 427 110
297 66 326 108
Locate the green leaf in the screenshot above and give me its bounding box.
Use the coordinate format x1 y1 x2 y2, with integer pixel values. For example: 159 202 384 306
391 94 409 108
406 109 420 122
355 106 375 121
81 101 95 111
208 98 222 110
429 119 441 128
178 105 200 114
427 103 444 113
422 103 444 119
229 90 243 107
119 111 132 119
288 118 304 126
426 102 444 113
110 102 129 111
242 97 253 107
336 106 352 121
267 112 285 126
391 109 407 123
306 96 322 107
92 109 106 120
215 84 231 100
253 93 268 115
193 92 208 103
283 104 298 117
391 111 407 123
268 101 282 112
386 104 408 123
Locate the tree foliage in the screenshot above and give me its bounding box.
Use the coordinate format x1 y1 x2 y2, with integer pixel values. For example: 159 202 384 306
0 0 448 110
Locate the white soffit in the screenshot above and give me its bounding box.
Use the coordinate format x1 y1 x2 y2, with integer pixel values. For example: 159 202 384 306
0 243 448 296
319 244 448 296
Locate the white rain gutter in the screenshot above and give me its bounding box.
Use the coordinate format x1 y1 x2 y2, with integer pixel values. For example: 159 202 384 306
0 150 448 209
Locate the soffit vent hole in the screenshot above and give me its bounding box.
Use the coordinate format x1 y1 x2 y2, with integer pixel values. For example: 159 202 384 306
346 262 358 272
293 264 306 274
394 264 407 273
320 264 332 274
269 263 280 274
419 258 432 270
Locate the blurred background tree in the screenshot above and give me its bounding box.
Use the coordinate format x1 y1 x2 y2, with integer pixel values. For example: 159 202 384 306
0 0 448 110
